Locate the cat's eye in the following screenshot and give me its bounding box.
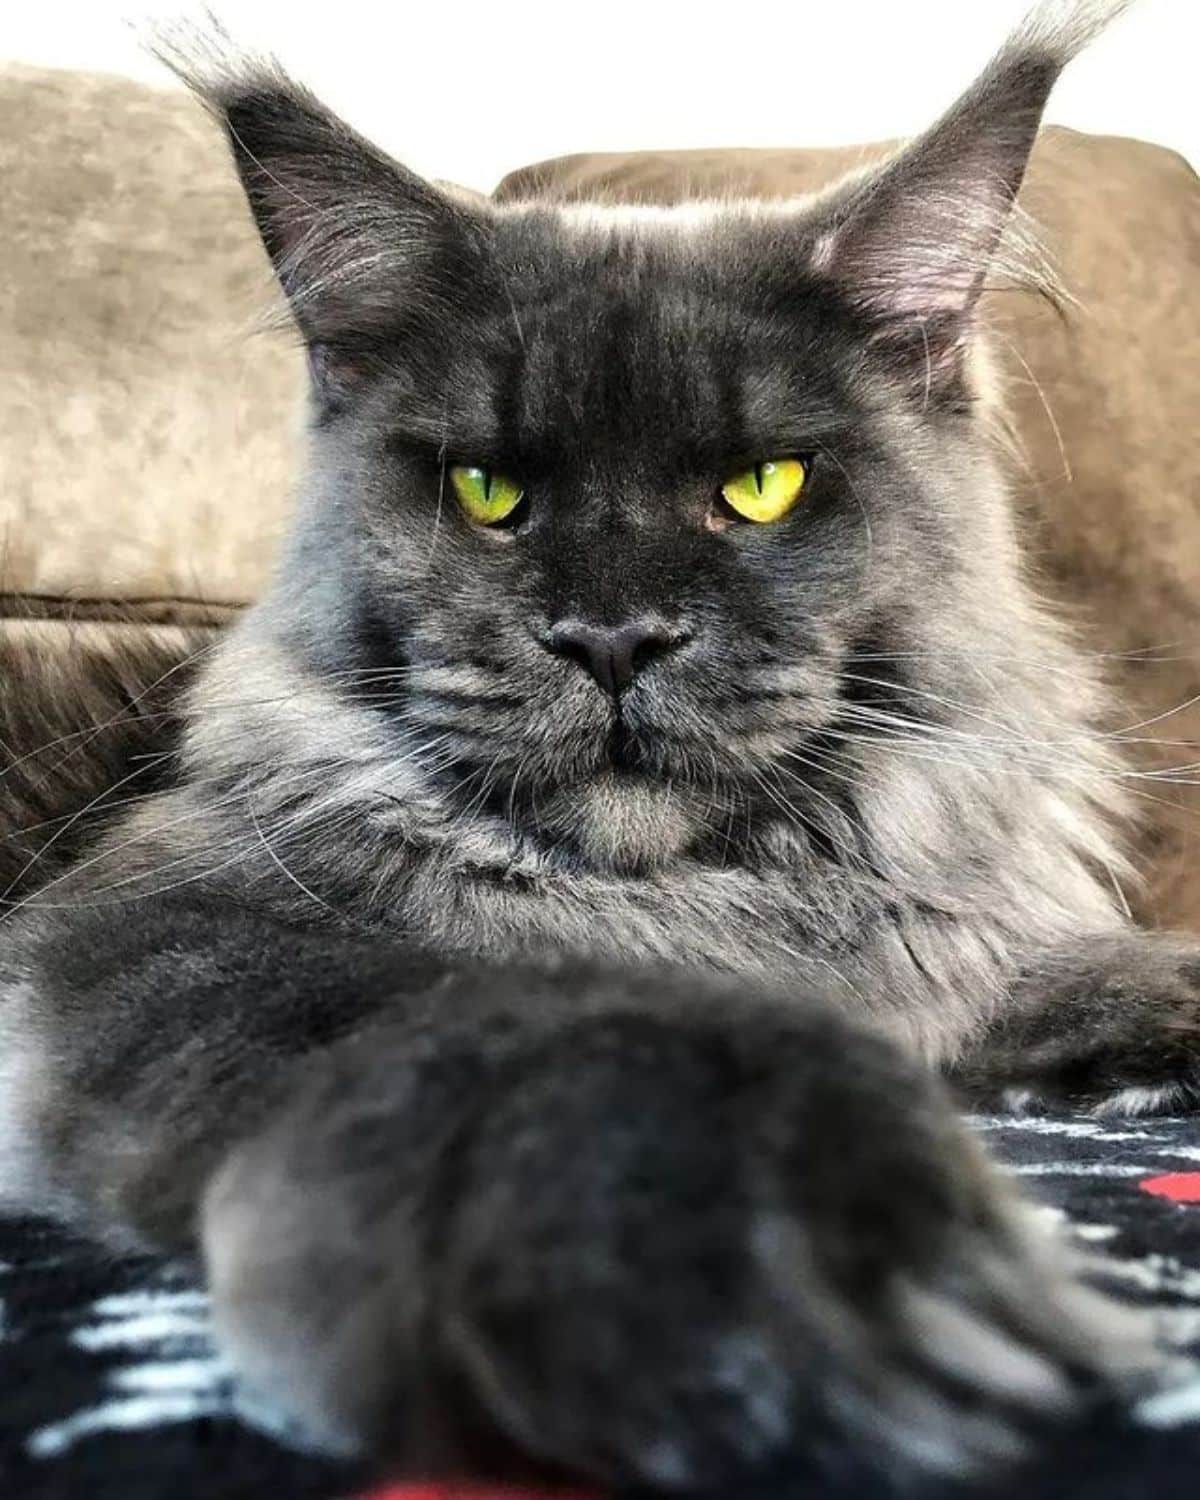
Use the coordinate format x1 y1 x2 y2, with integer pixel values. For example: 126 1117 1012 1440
720 458 809 524
450 465 525 527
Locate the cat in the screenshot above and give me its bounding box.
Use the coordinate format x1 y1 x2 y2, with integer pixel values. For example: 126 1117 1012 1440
2 0 1198 1489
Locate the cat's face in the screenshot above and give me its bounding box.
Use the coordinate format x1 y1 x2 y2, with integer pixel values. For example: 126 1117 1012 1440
187 41 1057 867
300 209 964 867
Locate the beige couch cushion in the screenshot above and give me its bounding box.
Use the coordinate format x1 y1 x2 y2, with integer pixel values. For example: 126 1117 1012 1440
0 63 305 623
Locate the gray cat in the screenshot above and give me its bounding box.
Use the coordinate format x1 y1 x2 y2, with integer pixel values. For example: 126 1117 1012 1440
2 0 1196 1488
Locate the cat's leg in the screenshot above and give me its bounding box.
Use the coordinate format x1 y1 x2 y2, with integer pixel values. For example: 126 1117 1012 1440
208 1000 1144 1490
9 898 1135 1490
952 933 1200 1116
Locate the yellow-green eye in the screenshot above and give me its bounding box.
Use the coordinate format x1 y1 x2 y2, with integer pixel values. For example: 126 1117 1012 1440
450 465 525 526
720 458 808 524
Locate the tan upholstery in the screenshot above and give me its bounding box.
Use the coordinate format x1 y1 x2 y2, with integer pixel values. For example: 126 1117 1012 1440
2 64 1198 925
0 63 305 622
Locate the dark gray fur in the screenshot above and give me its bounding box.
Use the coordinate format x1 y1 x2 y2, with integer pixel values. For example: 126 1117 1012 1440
2 0 1193 1489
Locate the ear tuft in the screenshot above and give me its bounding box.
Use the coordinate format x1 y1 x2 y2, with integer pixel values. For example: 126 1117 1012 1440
811 0 1134 401
1010 0 1136 61
148 20 492 383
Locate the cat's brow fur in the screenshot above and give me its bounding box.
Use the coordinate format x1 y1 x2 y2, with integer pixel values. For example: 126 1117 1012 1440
3 0 1193 1489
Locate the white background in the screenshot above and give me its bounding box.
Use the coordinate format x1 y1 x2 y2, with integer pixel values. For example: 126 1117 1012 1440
3 1 1195 190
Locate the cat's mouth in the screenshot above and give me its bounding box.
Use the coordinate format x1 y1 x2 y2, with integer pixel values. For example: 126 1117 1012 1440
605 716 652 774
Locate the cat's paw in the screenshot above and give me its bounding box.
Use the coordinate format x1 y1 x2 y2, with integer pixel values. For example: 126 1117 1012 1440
954 937 1200 1119
429 1016 1130 1490
202 1007 1133 1490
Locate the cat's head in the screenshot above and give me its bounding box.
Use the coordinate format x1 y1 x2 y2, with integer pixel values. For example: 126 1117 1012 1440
174 3 1123 873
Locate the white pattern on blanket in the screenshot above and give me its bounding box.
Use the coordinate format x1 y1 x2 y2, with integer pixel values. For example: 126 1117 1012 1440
3 1113 1200 1470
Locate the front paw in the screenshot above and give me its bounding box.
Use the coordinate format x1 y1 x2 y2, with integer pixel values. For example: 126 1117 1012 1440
955 938 1200 1118
203 1007 1131 1490
432 1015 1126 1490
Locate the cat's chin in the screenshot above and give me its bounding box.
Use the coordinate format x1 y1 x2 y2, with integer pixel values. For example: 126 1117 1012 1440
538 771 705 875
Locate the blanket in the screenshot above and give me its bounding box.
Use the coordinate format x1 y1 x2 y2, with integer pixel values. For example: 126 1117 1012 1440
4 1113 1200 1499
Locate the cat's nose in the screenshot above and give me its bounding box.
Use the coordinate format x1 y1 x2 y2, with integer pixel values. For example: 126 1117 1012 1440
544 617 688 697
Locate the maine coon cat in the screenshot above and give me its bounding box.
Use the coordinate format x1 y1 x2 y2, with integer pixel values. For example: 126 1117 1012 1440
2 0 1197 1487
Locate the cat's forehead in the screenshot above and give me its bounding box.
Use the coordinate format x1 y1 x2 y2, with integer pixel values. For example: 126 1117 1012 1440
510 193 829 235
492 195 825 298
471 204 861 454
481 203 833 373
549 200 761 231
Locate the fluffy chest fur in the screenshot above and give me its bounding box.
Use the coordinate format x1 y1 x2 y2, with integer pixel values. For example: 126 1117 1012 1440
69 625 1125 1065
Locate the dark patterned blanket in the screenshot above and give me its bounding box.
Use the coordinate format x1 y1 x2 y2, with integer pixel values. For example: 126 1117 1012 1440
4 1113 1200 1500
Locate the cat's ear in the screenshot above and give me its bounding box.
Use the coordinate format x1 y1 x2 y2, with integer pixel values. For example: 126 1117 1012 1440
154 34 492 398
810 0 1131 401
